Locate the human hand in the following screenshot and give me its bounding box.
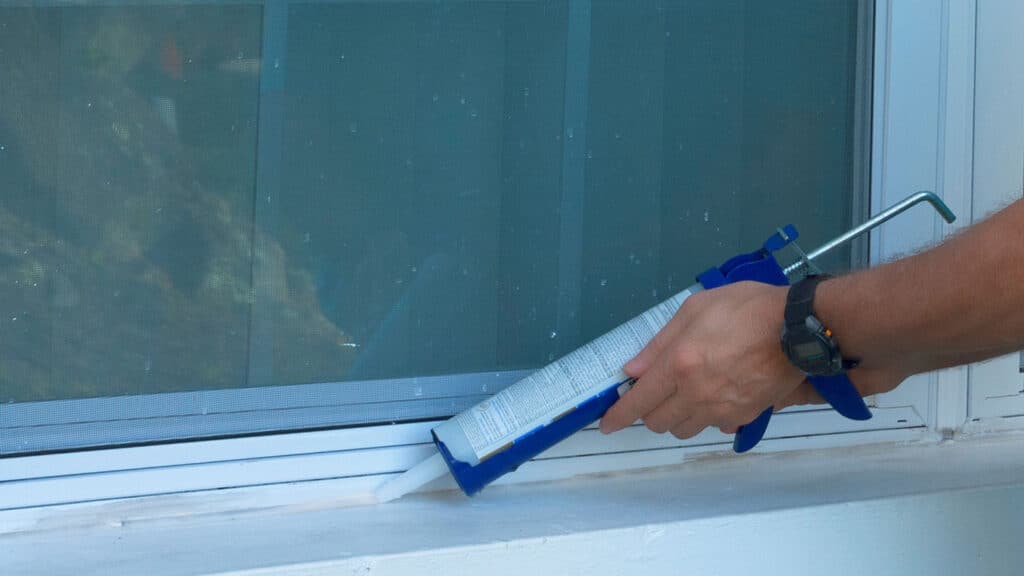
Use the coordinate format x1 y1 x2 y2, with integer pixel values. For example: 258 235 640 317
599 281 806 438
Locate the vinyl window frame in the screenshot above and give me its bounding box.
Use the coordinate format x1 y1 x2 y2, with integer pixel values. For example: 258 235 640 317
962 0 1024 428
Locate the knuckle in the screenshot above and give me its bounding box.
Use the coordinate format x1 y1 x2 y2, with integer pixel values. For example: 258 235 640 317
740 401 768 423
708 401 757 429
671 349 700 374
671 424 701 440
718 414 747 430
670 428 691 440
677 295 698 316
749 400 769 419
643 417 669 435
685 290 709 309
718 391 758 421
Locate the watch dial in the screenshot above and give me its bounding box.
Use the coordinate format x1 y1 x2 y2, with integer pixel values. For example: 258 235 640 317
793 340 826 359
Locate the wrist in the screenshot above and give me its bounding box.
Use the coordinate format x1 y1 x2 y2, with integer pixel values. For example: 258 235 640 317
781 275 859 376
812 275 875 370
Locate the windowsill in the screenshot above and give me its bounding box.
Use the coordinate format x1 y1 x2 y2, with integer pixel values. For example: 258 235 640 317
7 432 1024 575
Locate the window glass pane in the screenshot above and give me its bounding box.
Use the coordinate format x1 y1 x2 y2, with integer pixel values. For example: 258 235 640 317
277 0 861 382
1 5 261 405
274 1 573 388
1 0 867 455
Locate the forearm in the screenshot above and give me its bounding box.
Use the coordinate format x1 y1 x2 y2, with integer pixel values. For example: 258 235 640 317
817 198 1024 376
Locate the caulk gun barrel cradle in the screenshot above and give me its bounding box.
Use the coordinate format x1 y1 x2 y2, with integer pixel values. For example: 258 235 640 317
403 192 957 498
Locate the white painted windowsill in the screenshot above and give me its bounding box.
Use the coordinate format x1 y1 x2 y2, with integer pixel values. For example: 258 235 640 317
6 433 1024 576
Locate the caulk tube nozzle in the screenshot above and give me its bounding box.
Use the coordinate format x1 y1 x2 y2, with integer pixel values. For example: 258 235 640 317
431 284 702 496
374 452 449 504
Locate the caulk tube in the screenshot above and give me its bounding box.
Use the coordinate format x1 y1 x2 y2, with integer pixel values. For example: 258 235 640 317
432 284 703 496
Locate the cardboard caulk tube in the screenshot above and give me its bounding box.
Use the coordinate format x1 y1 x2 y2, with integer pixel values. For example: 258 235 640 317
375 284 702 502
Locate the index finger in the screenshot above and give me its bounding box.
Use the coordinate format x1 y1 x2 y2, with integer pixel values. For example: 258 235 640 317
600 358 676 434
625 310 686 378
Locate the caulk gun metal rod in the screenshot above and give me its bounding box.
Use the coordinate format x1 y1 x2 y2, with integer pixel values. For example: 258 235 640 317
783 191 957 277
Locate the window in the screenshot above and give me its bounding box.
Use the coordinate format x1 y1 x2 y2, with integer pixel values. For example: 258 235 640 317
1 0 872 457
966 0 1024 425
8 0 971 511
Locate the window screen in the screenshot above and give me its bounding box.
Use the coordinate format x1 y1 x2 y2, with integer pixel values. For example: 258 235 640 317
0 0 868 455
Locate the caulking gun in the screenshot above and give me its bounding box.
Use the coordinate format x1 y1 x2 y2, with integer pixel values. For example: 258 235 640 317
376 191 957 502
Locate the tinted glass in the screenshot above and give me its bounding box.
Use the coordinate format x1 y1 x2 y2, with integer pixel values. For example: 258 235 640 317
0 0 866 453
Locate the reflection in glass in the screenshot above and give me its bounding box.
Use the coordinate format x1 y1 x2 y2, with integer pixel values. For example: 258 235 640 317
1 6 262 401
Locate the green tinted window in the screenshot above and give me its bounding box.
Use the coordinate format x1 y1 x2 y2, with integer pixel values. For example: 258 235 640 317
0 0 868 454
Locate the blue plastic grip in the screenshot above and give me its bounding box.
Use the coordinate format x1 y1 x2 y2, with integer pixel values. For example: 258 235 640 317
732 407 773 453
808 374 872 420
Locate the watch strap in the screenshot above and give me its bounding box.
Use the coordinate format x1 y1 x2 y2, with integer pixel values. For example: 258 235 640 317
784 276 869 419
784 274 832 329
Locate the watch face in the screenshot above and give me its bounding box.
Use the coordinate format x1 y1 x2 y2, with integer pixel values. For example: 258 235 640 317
784 332 838 375
791 340 827 360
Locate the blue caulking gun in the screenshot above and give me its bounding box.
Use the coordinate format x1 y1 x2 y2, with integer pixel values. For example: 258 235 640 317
375 192 956 502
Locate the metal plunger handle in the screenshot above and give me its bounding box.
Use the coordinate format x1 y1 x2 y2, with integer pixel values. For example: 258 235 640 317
783 191 957 277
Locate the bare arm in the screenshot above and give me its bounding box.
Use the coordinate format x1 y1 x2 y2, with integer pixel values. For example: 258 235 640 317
819 198 1024 375
600 198 1024 437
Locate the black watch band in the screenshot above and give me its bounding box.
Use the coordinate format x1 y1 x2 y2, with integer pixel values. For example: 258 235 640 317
784 274 832 330
782 274 859 374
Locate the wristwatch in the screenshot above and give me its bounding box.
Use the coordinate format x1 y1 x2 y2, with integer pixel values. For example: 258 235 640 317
780 275 859 376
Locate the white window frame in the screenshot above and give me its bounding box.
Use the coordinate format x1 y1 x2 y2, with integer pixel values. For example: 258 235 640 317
868 0 977 433
4 0 1017 514
963 0 1024 428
